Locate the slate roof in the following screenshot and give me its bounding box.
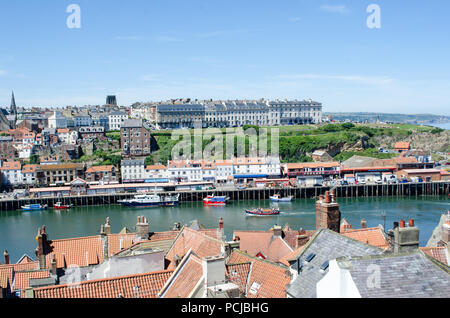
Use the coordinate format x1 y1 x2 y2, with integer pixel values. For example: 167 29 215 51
339 251 450 298
286 228 385 298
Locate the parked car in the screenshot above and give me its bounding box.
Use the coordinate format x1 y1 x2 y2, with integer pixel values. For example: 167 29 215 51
237 185 246 190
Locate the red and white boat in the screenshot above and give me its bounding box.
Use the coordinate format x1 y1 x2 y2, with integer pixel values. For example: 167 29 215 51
203 195 229 206
54 202 73 210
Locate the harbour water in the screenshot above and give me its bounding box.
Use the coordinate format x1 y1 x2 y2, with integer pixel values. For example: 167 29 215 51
0 196 448 263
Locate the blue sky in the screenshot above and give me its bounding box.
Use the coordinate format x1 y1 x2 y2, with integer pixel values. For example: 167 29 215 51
0 0 449 115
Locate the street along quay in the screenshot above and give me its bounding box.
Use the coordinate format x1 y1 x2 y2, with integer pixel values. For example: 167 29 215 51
0 181 448 211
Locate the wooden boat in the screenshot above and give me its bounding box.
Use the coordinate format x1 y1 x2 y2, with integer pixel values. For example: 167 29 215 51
54 202 73 209
269 194 293 202
21 204 48 211
245 207 280 216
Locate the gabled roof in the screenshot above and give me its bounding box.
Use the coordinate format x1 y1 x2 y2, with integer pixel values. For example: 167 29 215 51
165 227 224 270
34 270 173 298
233 230 293 264
420 246 449 265
394 141 411 149
286 228 385 298
228 250 291 298
338 250 450 298
341 226 390 250
226 262 252 294
86 165 115 173
158 250 204 298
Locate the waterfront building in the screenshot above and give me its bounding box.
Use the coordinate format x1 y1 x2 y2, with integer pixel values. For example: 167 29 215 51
167 160 203 183
120 119 152 157
144 164 169 183
37 163 85 186
0 161 23 187
22 164 38 185
47 111 68 129
213 160 233 185
282 162 341 181
85 165 118 184
397 168 443 182
108 111 128 131
156 99 323 129
233 157 281 182
120 158 146 182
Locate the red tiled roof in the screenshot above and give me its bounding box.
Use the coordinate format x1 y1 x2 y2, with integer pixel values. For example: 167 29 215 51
420 247 449 265
280 246 306 267
145 165 167 170
228 250 291 298
107 233 137 257
285 162 340 169
86 165 114 173
13 270 50 292
165 227 224 270
234 231 293 264
34 270 173 298
0 261 41 290
341 227 390 250
394 142 410 149
226 262 251 294
1 161 21 170
159 252 203 298
44 236 104 269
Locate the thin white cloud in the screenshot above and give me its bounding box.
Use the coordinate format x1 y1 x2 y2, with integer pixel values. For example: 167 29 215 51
141 74 161 82
0 70 6 76
114 36 145 41
320 4 350 14
277 74 395 85
155 35 182 42
289 17 301 23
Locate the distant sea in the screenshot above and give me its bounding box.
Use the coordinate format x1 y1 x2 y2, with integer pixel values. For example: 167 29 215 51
429 122 450 130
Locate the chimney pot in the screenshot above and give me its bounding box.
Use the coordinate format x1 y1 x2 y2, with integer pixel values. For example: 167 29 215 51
219 217 224 230
4 250 9 265
361 219 367 229
400 220 405 228
393 221 399 229
409 219 414 227
324 191 331 203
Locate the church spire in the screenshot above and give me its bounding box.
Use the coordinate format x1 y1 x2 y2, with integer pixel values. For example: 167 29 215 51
10 91 17 116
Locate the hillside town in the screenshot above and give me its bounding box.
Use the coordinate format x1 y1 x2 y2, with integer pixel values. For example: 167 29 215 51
0 93 449 198
1 191 449 298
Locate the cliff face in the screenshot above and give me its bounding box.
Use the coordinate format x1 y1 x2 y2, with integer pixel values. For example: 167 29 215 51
373 131 450 153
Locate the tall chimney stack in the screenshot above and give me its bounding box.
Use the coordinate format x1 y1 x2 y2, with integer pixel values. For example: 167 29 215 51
316 191 341 233
136 216 149 241
4 250 9 265
391 219 420 253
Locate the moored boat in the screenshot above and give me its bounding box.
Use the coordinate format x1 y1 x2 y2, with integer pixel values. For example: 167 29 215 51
118 193 180 208
269 194 293 202
54 202 72 209
203 195 230 206
21 204 48 211
245 207 280 216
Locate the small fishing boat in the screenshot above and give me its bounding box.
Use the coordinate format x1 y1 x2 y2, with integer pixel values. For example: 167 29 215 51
54 202 72 210
245 207 280 216
118 193 180 208
21 204 48 211
269 194 293 202
203 195 230 206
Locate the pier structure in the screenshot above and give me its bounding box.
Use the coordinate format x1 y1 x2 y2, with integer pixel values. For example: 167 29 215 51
1 181 448 211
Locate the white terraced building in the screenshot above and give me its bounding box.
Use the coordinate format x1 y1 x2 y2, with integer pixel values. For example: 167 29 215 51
156 99 322 129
